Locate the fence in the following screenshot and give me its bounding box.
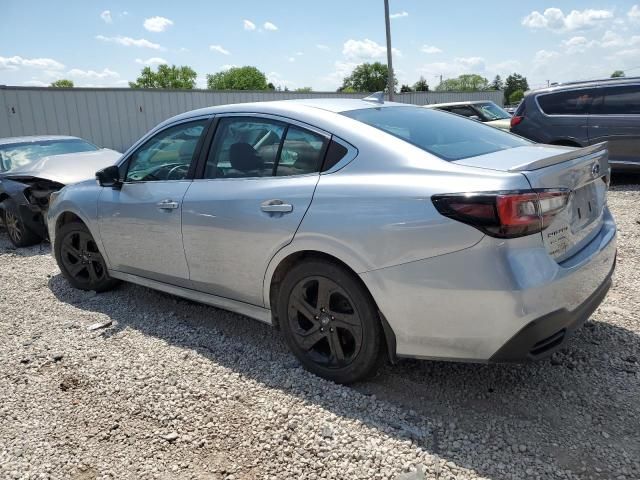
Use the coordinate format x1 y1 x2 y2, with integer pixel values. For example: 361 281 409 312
0 86 504 152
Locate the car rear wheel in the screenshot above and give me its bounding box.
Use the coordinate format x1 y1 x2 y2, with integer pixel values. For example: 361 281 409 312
54 222 119 292
277 260 384 384
2 201 41 247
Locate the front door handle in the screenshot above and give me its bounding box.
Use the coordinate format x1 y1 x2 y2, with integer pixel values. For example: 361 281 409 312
157 199 179 210
261 199 293 213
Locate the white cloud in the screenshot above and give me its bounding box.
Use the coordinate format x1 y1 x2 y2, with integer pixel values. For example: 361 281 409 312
243 19 256 31
522 8 613 32
534 50 560 65
421 45 442 54
316 44 330 50
629 5 640 22
143 16 174 32
23 80 49 87
135 57 168 66
418 56 486 79
263 21 278 31
209 44 231 55
67 68 120 79
390 11 408 19
96 35 161 49
0 55 64 71
288 57 296 62
322 60 360 90
562 36 598 53
100 10 112 24
267 71 296 90
342 38 400 61
220 64 237 71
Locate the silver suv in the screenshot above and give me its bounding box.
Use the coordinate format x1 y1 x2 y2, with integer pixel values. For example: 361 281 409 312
510 77 640 172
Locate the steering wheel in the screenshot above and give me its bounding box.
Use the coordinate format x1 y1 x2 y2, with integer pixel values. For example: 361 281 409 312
166 163 189 180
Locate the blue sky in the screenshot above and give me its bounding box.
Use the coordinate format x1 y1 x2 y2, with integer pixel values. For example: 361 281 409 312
2 1 640 91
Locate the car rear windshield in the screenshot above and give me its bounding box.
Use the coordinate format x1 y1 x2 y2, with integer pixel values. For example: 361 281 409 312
0 139 98 172
342 106 530 161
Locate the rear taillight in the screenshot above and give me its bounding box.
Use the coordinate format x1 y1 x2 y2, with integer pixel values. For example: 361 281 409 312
432 189 570 238
510 115 523 128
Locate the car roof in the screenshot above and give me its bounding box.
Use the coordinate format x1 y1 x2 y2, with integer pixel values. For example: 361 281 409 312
528 76 640 96
424 100 493 108
0 135 81 146
164 97 410 124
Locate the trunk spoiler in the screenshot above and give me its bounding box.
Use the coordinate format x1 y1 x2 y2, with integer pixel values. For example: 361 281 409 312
507 142 608 172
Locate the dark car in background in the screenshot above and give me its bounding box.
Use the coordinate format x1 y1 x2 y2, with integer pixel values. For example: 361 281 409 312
510 77 640 172
0 135 120 247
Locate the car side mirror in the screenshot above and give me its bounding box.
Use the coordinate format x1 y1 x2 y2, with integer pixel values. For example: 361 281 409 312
96 165 122 189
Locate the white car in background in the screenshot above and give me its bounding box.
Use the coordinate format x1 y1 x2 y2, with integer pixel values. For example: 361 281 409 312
425 101 512 130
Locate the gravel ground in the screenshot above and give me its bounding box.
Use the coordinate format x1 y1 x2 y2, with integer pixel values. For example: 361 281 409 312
0 176 639 480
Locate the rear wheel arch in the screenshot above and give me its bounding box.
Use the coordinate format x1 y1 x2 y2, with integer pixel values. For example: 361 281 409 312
268 250 397 362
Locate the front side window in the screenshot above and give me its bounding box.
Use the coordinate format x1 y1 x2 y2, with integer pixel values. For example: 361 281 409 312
204 117 327 179
595 85 640 115
537 90 596 115
0 139 98 172
125 120 207 182
343 106 530 161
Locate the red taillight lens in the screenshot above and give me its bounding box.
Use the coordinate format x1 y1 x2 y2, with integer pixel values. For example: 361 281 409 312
510 115 523 128
432 190 570 238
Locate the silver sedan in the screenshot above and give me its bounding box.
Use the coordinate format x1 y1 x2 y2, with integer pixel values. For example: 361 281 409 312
48 97 617 383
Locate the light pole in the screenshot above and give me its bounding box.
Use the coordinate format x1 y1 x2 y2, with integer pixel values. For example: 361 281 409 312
384 0 394 100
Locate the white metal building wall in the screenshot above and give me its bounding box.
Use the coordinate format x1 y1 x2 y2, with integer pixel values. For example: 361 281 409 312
0 87 504 152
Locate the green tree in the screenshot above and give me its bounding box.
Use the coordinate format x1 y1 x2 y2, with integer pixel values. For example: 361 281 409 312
490 75 503 90
399 84 413 93
340 62 397 93
206 66 268 90
504 73 529 104
435 74 489 92
50 79 74 88
267 82 276 90
413 76 429 92
508 89 525 104
129 65 197 89
611 70 625 78
295 87 312 92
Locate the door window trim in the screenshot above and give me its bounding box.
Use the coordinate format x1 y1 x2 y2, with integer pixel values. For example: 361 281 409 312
193 112 332 181
116 115 214 184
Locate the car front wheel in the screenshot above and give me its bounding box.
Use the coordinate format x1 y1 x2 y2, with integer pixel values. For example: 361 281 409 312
2 201 41 247
277 259 384 384
54 222 119 292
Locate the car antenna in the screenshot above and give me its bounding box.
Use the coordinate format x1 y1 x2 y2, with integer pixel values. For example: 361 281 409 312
362 91 385 104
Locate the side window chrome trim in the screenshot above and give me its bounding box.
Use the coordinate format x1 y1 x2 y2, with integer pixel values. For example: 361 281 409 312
213 112 331 141
321 136 358 175
116 114 214 169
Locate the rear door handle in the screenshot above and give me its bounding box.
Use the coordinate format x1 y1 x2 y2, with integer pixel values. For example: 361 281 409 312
157 199 179 210
261 199 293 213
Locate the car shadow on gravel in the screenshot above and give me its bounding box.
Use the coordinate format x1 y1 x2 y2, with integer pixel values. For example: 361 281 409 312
48 273 640 479
0 229 51 257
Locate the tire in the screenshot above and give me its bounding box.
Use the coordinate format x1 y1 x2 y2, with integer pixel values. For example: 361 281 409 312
2 200 42 247
277 259 384 384
54 222 119 292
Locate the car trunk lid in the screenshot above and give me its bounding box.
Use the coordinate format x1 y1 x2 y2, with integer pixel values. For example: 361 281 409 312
453 143 609 262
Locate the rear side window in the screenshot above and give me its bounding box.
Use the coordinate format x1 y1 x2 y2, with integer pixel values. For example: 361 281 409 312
275 127 327 176
448 106 477 118
537 90 595 115
595 85 640 115
343 106 530 161
322 140 349 171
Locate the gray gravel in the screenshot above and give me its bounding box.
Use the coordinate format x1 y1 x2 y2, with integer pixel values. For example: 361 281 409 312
1 176 639 479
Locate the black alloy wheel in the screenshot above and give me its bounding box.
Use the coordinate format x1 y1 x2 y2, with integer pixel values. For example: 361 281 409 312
55 222 119 292
278 260 384 384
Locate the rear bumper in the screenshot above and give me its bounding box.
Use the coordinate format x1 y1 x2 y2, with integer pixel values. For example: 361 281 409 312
490 255 614 362
360 207 617 361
